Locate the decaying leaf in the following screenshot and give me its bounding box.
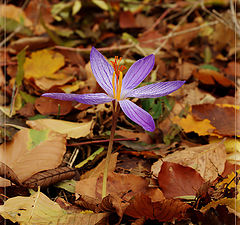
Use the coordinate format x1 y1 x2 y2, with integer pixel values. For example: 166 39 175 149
158 162 205 198
27 118 94 139
76 172 149 201
152 141 226 182
24 49 66 79
0 128 66 185
0 4 32 27
192 104 240 137
0 189 109 225
0 162 21 186
22 167 76 189
34 96 73 115
172 114 217 136
125 193 191 222
193 68 235 87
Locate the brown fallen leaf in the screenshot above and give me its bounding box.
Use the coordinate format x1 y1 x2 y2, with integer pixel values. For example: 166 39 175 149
35 96 73 115
225 61 240 77
22 167 76 189
152 141 226 182
17 103 35 117
158 162 205 198
35 75 75 91
76 172 149 201
192 104 240 137
193 69 235 87
0 128 66 185
119 11 136 29
125 193 191 222
0 162 21 186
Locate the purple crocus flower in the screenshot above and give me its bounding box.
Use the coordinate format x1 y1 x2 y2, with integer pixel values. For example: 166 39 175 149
42 47 185 132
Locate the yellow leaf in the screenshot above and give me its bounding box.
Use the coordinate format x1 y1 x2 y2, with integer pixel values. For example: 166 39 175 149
210 137 240 153
26 119 94 139
60 80 85 93
0 4 32 27
172 114 220 137
24 49 65 79
217 169 240 189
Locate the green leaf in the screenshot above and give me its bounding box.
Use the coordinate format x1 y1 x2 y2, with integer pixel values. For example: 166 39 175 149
16 47 27 88
55 180 76 193
0 17 32 35
200 64 219 71
28 114 49 120
75 147 104 168
27 129 49 150
19 91 36 104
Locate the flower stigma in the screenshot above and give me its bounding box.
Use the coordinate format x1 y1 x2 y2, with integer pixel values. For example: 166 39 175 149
111 56 126 101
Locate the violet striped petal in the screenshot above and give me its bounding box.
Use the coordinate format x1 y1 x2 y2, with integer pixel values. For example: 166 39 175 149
122 54 155 91
42 93 112 105
90 47 114 96
119 100 155 132
126 81 185 98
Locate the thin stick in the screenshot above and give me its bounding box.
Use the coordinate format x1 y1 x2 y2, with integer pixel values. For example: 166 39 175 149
67 137 137 147
102 102 120 198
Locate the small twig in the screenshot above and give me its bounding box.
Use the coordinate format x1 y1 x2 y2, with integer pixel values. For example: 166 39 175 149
67 137 138 147
55 44 135 53
153 2 198 55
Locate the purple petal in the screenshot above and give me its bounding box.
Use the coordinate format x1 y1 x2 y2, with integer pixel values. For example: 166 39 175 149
126 81 185 98
42 93 112 105
90 47 114 96
122 54 155 91
119 100 155 132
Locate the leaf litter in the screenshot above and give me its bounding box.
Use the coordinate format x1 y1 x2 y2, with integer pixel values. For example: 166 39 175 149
0 0 239 224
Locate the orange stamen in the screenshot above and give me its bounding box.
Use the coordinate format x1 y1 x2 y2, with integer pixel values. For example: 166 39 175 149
110 56 127 100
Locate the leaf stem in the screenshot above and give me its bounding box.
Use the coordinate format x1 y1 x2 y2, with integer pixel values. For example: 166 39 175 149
102 101 119 198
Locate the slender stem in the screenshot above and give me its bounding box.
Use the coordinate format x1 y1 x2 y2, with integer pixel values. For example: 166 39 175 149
102 101 119 198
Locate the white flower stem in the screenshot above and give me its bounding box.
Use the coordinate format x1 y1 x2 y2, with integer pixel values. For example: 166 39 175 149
102 101 119 198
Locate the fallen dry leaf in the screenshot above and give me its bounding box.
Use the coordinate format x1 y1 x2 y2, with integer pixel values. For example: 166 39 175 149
35 75 75 91
80 153 118 179
192 104 240 137
172 114 217 136
225 61 240 77
193 69 235 87
119 11 136 29
0 190 109 225
125 193 191 222
24 49 66 79
152 141 226 182
0 128 66 184
27 118 94 139
76 172 149 201
0 4 32 27
35 96 73 115
158 162 205 198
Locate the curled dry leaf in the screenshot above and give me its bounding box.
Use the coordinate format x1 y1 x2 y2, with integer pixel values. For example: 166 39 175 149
0 128 66 185
27 118 94 139
0 162 21 186
158 162 205 198
22 167 76 189
35 96 73 115
125 193 191 222
152 141 226 182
